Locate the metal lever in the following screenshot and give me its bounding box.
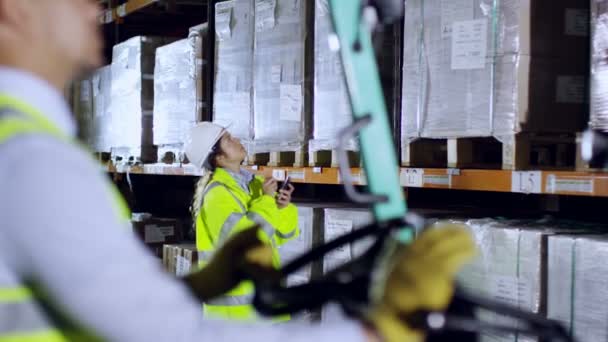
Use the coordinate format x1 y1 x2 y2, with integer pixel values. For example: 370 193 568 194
337 116 388 204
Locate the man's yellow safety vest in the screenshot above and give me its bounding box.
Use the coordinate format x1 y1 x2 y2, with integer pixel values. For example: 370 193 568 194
0 94 130 342
196 167 299 321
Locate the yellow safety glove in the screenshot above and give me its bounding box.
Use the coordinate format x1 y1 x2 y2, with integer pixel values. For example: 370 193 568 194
367 224 477 342
183 226 279 302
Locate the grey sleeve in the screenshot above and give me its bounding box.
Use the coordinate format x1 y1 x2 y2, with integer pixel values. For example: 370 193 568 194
0 137 365 342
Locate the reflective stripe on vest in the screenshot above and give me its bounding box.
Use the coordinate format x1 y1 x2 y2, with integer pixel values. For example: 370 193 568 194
206 293 254 307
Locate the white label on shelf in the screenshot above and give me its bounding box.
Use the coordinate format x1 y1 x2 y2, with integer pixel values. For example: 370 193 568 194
272 169 287 181
117 4 127 17
175 256 192 277
250 165 259 171
312 167 322 174
255 0 276 32
324 219 353 273
288 169 305 180
215 4 233 41
511 171 542 194
440 0 474 38
400 168 424 187
271 65 282 83
556 76 585 104
144 225 174 243
279 84 302 122
451 19 488 70
565 8 589 37
546 175 594 194
423 174 451 187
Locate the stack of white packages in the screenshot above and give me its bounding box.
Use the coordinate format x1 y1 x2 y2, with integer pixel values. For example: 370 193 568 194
91 66 113 152
401 0 589 146
278 205 317 287
321 208 372 323
213 0 255 149
458 219 566 342
547 234 608 342
310 0 354 153
73 66 113 153
153 36 201 163
252 0 307 154
110 36 172 163
591 0 608 131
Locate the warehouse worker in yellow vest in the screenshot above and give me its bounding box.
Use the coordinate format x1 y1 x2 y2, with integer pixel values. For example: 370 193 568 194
186 122 299 321
0 0 477 341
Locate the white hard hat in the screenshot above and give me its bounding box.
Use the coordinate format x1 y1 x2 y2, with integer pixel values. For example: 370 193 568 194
185 122 227 169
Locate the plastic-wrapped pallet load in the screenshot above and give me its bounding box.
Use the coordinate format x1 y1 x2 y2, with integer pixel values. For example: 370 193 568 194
458 219 571 342
73 77 94 149
213 0 255 148
189 23 208 120
547 235 608 342
110 36 173 163
153 38 200 164
321 208 372 323
401 0 589 145
91 66 113 153
591 0 608 130
310 0 354 153
278 205 317 286
251 0 307 154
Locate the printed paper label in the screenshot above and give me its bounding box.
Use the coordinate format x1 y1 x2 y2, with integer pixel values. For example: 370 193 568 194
440 0 474 38
279 84 303 122
556 76 585 104
288 169 305 180
511 171 542 194
144 225 174 243
255 0 276 32
565 9 589 37
451 19 488 70
324 218 353 273
546 175 594 194
400 168 424 187
423 174 451 187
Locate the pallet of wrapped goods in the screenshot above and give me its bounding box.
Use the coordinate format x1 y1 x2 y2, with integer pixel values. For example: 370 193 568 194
592 0 608 132
213 0 255 152
547 234 608 342
458 218 594 342
153 35 204 165
401 0 589 170
309 0 358 167
72 66 113 160
249 0 310 167
109 36 175 164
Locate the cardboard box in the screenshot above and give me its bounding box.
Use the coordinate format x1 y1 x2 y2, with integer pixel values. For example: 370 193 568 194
162 243 198 276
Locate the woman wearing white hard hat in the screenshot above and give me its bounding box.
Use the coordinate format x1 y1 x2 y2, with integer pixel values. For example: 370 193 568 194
185 122 298 321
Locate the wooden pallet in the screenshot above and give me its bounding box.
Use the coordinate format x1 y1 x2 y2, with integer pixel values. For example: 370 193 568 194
157 145 189 165
308 149 360 168
401 133 577 170
111 146 157 165
246 149 307 167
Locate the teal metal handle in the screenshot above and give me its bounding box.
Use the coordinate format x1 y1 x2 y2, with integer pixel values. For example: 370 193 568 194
337 116 388 204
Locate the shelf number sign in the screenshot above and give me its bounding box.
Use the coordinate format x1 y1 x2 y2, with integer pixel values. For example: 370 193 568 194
511 171 542 194
400 169 424 187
